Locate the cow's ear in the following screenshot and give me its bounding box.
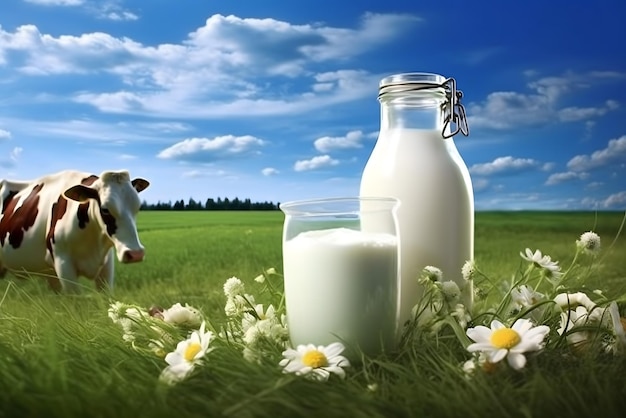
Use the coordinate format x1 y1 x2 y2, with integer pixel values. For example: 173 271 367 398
64 185 99 203
132 178 150 193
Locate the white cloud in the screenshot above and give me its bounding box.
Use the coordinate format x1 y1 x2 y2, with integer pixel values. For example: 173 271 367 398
0 146 22 168
262 167 279 176
603 191 626 208
472 178 490 192
118 154 136 160
314 130 367 153
24 0 83 5
294 155 339 172
157 135 265 161
0 14 415 118
567 135 626 171
469 156 541 176
468 71 625 129
0 129 11 139
545 171 589 185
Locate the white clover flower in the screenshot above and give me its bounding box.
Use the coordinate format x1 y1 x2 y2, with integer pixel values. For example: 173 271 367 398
223 277 245 298
511 285 544 309
423 266 443 282
576 231 601 255
439 280 461 303
224 294 255 318
241 304 288 348
279 342 350 381
466 318 550 370
159 321 215 385
553 292 597 312
162 303 203 327
462 260 476 281
520 248 563 280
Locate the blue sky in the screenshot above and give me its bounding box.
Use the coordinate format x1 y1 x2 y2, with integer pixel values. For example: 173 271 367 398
0 0 625 210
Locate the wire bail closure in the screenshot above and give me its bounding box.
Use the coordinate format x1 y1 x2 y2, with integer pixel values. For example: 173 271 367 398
442 77 470 139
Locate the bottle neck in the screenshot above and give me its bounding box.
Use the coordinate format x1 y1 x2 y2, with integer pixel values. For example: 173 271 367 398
380 99 447 134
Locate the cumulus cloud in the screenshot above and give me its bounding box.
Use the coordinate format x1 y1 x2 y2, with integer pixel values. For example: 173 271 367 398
314 130 368 153
468 71 624 129
0 129 11 140
603 191 626 208
545 171 590 185
261 167 279 176
294 155 339 172
0 13 417 117
567 135 626 171
469 156 543 176
157 135 265 161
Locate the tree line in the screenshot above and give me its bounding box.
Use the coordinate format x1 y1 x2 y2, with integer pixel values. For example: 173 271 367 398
140 197 280 211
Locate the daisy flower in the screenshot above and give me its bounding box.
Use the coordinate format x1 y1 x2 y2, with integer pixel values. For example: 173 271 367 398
279 342 350 381
511 285 544 309
520 248 563 280
162 303 203 327
159 321 215 385
466 318 550 370
576 231 601 255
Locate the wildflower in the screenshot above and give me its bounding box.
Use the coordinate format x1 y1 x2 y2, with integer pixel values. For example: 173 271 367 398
422 266 443 282
576 231 601 255
162 303 203 327
520 248 562 280
553 292 597 312
557 305 604 349
159 321 215 385
241 304 288 349
253 274 265 284
224 294 255 318
451 303 472 329
108 302 149 342
223 277 245 298
466 318 550 370
462 353 498 376
461 260 476 281
279 342 350 381
439 280 461 303
511 285 544 309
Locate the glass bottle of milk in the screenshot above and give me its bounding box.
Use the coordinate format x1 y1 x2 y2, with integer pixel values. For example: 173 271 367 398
360 72 474 331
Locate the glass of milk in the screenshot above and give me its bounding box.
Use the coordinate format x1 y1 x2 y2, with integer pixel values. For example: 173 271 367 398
280 197 400 358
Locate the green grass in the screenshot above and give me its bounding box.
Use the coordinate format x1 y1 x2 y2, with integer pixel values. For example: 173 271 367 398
1 211 625 418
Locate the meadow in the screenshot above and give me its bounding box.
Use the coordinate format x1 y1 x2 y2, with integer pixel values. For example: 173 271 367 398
1 211 625 417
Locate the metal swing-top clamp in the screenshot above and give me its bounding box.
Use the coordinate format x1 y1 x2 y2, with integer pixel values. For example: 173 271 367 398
441 77 470 139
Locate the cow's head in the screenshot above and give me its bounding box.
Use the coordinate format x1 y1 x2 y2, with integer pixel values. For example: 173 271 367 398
63 171 150 263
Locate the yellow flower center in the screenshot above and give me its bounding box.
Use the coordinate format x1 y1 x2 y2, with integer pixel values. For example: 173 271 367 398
302 350 328 368
184 342 202 362
490 328 521 349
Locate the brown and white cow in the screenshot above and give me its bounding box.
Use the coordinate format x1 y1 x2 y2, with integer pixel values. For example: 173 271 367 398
0 170 149 292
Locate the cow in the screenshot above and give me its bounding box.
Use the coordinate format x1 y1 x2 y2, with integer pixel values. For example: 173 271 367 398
0 170 149 293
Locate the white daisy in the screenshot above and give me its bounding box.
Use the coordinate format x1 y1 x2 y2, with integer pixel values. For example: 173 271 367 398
576 231 601 255
223 276 245 298
162 303 203 327
511 285 544 309
279 342 350 381
159 321 215 385
466 318 550 370
520 248 562 280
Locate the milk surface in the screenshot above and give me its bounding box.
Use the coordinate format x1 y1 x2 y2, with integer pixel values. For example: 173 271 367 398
282 227 398 356
360 128 474 328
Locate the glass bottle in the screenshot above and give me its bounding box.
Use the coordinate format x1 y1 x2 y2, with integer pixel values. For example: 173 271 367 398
359 72 474 331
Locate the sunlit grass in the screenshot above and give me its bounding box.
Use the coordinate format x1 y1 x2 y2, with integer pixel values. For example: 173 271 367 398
0 211 625 417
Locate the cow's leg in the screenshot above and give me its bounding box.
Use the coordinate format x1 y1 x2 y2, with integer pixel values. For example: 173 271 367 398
95 249 115 292
53 257 81 293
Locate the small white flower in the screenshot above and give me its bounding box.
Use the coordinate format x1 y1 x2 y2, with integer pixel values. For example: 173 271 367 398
439 280 461 303
553 292 597 312
223 277 245 298
466 318 550 370
253 274 265 283
451 303 472 329
423 266 443 282
159 321 215 385
279 342 350 381
162 303 203 327
511 285 544 309
520 248 562 280
224 294 255 318
266 267 277 275
557 305 604 348
576 231 601 255
461 260 476 281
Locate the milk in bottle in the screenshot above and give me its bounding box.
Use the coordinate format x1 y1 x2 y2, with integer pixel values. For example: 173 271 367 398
360 73 474 330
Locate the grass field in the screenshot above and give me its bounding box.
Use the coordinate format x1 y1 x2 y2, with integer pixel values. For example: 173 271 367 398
1 211 625 417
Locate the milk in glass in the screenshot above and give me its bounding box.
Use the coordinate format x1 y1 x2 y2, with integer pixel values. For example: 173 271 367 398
283 227 398 355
